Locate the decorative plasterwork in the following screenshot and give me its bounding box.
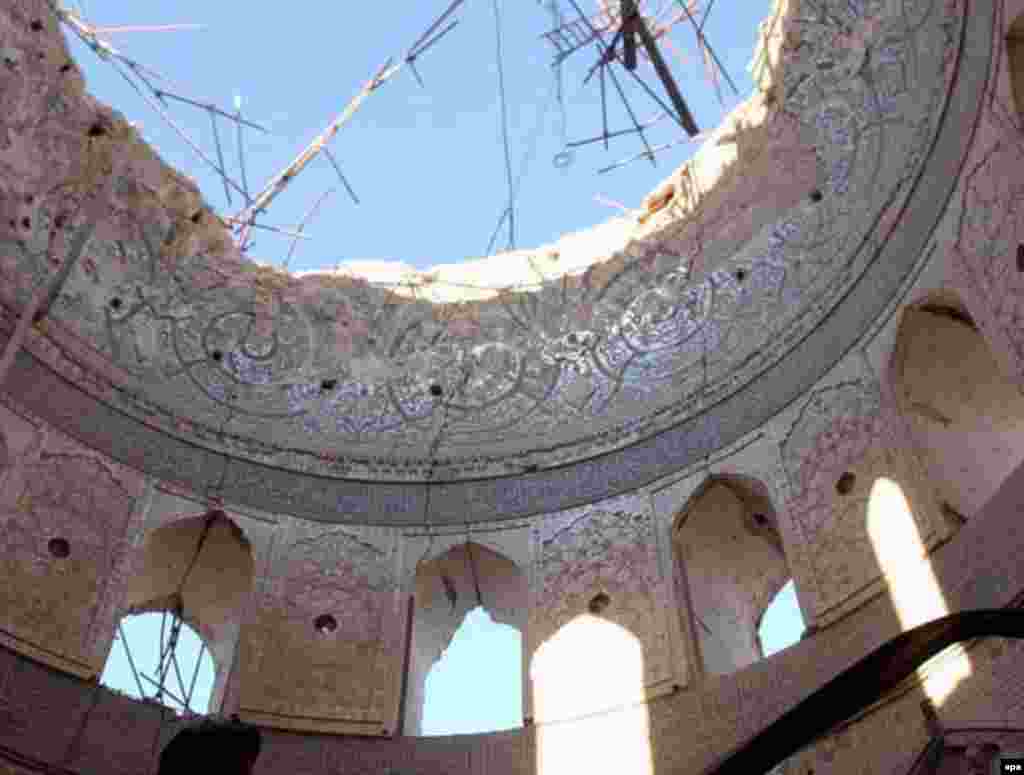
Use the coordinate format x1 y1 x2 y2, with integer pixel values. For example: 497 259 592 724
0 0 994 523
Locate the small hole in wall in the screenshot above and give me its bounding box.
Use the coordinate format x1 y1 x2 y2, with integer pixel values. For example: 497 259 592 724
734 268 747 283
211 350 223 362
30 19 44 31
429 384 443 397
87 123 107 138
835 472 856 496
753 512 768 525
190 211 203 224
1017 244 1024 273
810 189 823 203
20 217 30 230
588 592 611 614
60 63 72 74
321 378 337 392
48 537 70 559
314 614 337 634
109 297 122 310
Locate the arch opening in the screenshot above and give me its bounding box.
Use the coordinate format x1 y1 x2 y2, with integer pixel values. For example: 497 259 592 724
757 579 805 657
673 474 796 677
421 605 523 735
891 293 1024 521
101 610 216 714
404 542 527 736
116 511 255 714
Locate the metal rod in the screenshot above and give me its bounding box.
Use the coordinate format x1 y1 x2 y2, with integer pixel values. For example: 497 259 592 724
622 0 639 70
566 0 658 160
600 62 609 149
676 0 739 96
155 89 268 133
567 112 665 147
185 641 206 711
406 0 466 58
94 23 204 33
169 647 191 711
322 148 360 205
284 186 336 269
634 12 699 134
140 673 189 709
408 19 460 61
117 624 148 699
210 111 232 206
220 217 313 240
597 136 688 173
233 57 402 235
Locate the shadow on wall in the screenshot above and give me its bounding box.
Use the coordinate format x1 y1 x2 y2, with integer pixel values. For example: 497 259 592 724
107 510 254 715
404 542 527 736
890 292 1024 521
673 474 796 678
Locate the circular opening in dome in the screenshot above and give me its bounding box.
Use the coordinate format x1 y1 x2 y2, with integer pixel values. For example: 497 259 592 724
48 537 70 558
835 472 857 496
60 0 773 273
314 614 337 634
588 592 611 614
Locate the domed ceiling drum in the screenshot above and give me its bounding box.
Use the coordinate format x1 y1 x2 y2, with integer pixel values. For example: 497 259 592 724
0 0 976 523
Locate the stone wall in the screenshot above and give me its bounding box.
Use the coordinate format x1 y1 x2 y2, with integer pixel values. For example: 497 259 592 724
3 448 1024 774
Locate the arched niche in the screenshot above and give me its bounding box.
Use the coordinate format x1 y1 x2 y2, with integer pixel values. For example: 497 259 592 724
673 474 792 677
403 541 526 735
116 511 254 713
890 293 1024 519
1010 11 1024 119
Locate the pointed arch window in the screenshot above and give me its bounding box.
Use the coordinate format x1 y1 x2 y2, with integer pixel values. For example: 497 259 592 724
404 542 527 735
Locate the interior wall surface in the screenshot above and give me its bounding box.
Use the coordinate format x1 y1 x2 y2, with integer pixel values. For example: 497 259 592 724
3 449 1024 775
3 0 1024 772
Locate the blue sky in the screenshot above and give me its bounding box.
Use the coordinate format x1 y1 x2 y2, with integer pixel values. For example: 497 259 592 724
102 580 803 731
61 0 772 271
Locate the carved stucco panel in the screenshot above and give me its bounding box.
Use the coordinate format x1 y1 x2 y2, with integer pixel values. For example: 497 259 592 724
239 519 402 729
530 493 672 693
0 393 146 674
